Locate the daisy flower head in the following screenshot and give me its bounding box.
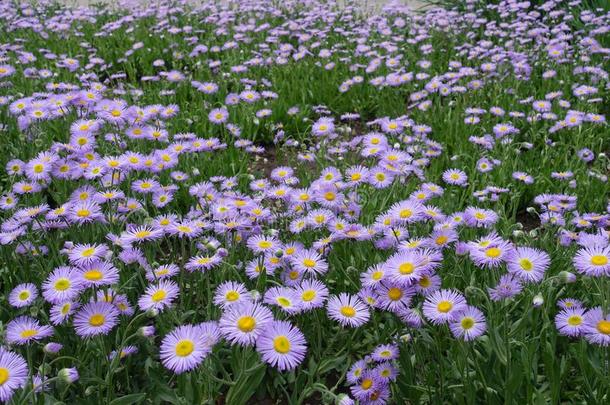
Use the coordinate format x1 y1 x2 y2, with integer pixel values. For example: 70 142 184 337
6 316 54 345
160 324 213 374
208 107 228 124
246 234 280 254
449 306 487 341
68 243 109 266
371 343 399 362
350 370 382 401
42 266 82 304
290 248 328 276
8 283 38 308
423 289 467 325
583 307 610 346
78 260 120 287
470 239 513 269
312 117 335 137
506 247 550 283
464 207 499 228
146 263 180 281
256 320 307 371
442 169 468 186
73 301 119 337
295 279 329 311
361 264 387 288
0 348 28 403
555 307 588 337
385 251 425 286
557 298 583 310
213 281 251 308
388 200 423 225
573 246 610 277
219 301 274 346
376 283 414 313
327 293 370 328
264 287 302 315
137 280 180 312
488 274 523 301
50 301 79 325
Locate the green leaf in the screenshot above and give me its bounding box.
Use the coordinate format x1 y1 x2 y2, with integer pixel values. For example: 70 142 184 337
109 393 147 405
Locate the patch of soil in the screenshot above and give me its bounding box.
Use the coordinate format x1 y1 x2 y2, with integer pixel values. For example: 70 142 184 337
515 209 539 231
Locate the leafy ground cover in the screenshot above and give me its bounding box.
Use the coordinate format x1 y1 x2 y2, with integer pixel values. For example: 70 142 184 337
0 0 609 404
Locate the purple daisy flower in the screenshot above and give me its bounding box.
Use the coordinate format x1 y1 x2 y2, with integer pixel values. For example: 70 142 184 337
423 289 467 325
213 281 251 308
73 302 119 337
256 320 307 371
0 348 28 402
219 302 274 346
449 306 487 341
160 324 213 374
8 283 38 308
137 280 180 312
6 316 54 345
555 307 588 337
573 246 610 277
488 274 523 301
583 307 610 346
327 293 370 328
42 266 82 304
506 247 550 283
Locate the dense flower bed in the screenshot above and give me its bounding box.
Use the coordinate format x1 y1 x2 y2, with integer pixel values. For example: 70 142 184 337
0 0 608 403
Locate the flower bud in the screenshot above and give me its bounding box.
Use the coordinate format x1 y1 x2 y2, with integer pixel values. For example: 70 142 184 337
559 271 577 283
532 294 544 307
138 325 156 338
44 342 63 355
58 367 79 384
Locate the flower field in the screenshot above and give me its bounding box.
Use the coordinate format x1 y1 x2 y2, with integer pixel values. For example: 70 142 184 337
0 0 609 403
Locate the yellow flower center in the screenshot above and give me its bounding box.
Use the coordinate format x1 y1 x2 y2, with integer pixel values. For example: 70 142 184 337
175 339 194 357
567 315 582 326
258 240 272 249
151 290 167 302
303 259 316 268
324 192 336 201
340 306 356 317
273 336 291 354
84 270 103 281
485 247 501 258
55 278 71 291
387 287 403 301
20 329 38 338
461 317 475 329
436 236 449 245
81 247 95 257
351 173 361 181
361 378 373 390
76 209 91 217
399 209 412 219
399 262 414 275
18 291 30 300
0 368 9 385
277 297 291 307
437 300 453 313
223 291 239 302
597 320 610 335
591 255 608 266
89 314 105 326
135 230 151 239
237 316 256 332
302 290 316 302
519 258 533 271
